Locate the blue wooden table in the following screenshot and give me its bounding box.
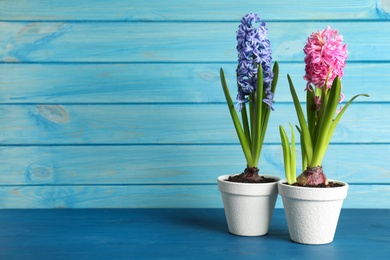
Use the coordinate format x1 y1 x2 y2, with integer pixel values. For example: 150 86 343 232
0 209 388 259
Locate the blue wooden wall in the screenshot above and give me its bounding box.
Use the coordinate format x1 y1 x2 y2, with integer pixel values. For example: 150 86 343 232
0 0 389 208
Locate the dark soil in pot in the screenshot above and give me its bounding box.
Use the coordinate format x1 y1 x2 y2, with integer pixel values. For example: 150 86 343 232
227 173 277 183
290 182 344 188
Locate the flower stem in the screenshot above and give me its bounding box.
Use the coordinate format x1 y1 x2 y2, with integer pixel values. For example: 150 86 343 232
311 77 342 166
241 104 251 146
258 62 279 159
251 65 264 168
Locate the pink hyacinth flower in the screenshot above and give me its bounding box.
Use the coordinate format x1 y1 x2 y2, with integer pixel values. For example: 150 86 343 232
303 26 348 91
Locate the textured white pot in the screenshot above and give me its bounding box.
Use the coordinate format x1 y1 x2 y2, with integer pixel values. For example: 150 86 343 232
217 174 279 236
278 179 348 245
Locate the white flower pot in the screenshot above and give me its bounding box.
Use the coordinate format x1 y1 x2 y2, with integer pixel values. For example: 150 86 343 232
217 174 279 236
278 179 349 245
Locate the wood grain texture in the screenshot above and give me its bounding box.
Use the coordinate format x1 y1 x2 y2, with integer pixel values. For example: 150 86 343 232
0 185 388 208
0 103 382 144
2 22 390 62
1 0 388 21
0 0 389 208
0 209 388 258
0 145 388 185
0 62 386 103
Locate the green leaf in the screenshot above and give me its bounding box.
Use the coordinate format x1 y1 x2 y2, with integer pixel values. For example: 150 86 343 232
311 77 342 166
258 62 279 164
280 124 296 184
220 68 253 166
289 123 296 184
326 93 370 145
270 62 279 96
295 126 307 171
279 125 291 183
287 74 313 164
252 65 264 167
306 85 316 145
249 92 254 142
241 103 251 145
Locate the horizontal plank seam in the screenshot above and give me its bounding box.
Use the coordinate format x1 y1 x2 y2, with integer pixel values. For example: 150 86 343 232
0 183 388 187
0 101 380 106
2 60 390 65
0 143 387 147
2 19 390 23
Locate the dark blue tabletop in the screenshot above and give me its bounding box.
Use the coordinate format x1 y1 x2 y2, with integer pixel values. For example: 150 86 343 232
0 209 388 259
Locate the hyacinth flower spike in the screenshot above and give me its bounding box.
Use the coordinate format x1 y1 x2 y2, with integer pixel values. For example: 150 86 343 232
220 13 279 182
280 26 369 186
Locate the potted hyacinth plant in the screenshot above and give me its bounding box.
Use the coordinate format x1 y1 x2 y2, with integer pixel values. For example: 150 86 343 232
217 13 280 236
278 26 369 244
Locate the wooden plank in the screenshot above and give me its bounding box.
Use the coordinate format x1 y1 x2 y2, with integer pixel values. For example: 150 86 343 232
0 0 387 21
0 62 383 103
0 144 388 185
0 184 387 208
0 209 388 259
1 0 389 211
2 22 390 62
0 103 383 145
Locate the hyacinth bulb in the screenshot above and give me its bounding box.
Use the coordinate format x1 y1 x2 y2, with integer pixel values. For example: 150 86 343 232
296 166 329 186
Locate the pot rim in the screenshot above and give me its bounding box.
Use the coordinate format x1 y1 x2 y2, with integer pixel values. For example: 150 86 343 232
277 179 348 188
277 179 349 201
218 174 280 185
218 174 280 196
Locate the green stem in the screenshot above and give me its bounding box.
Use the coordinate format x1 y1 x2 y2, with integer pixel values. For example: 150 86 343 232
306 85 316 145
241 103 251 145
249 92 254 142
251 65 264 168
258 62 279 164
220 68 254 166
311 77 342 166
287 74 313 164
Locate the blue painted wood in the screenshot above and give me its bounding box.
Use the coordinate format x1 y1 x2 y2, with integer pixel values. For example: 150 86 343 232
0 103 382 144
0 209 388 259
0 184 388 208
2 22 390 62
0 62 386 103
0 0 388 209
0 0 388 21
0 145 388 185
